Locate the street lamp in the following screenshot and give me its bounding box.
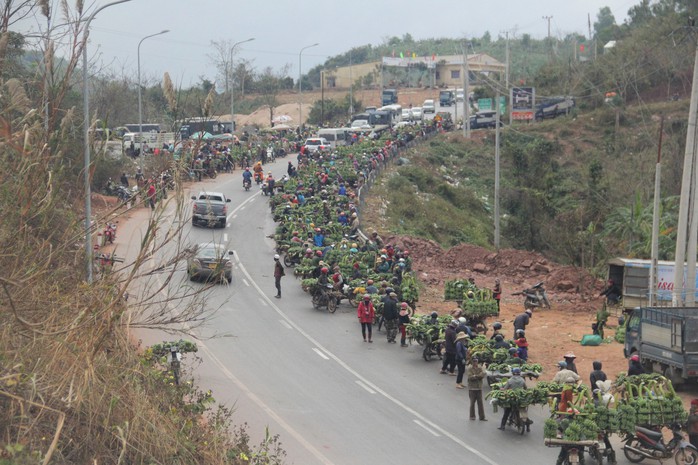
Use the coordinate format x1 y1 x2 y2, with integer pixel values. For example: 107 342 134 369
230 38 255 134
138 29 169 170
82 0 133 284
298 42 319 130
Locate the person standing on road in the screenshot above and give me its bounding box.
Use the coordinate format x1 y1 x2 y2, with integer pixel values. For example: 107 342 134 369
564 352 578 374
357 294 375 343
382 292 399 343
493 278 502 311
513 309 532 333
467 357 487 421
273 254 285 298
440 320 458 375
146 182 156 210
589 360 607 389
398 303 411 347
455 332 469 389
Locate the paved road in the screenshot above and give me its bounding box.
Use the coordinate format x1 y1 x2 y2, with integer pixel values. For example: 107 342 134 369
119 158 633 465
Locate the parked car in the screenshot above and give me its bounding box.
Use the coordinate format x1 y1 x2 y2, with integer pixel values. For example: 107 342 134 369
468 110 502 130
456 88 464 102
411 107 423 120
401 109 414 121
187 243 233 283
191 191 231 228
303 137 332 153
423 99 436 114
350 119 371 129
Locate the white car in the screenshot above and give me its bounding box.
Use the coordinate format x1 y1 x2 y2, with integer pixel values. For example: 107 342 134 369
423 99 436 114
401 109 413 121
303 137 331 153
351 119 371 129
411 107 423 120
456 88 464 102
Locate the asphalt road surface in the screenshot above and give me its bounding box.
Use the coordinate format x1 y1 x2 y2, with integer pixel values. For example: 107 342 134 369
118 156 634 465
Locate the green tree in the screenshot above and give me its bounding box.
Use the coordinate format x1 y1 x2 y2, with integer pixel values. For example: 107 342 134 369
594 7 618 45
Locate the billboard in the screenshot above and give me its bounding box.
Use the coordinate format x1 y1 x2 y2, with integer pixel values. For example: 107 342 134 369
510 87 535 120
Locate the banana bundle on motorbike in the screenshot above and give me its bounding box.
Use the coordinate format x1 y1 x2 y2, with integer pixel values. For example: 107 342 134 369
444 280 499 334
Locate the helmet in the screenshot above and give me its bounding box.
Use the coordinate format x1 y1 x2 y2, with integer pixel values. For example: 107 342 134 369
292 231 299 236
630 354 640 362
306 248 312 254
401 302 408 308
274 254 280 260
515 329 525 337
363 294 371 300
557 361 568 368
315 228 321 232
431 311 438 318
525 309 533 315
245 168 250 171
508 347 518 355
458 317 467 324
512 367 522 375
492 322 502 330
321 267 329 273
316 251 323 257
466 290 474 298
351 243 358 248
450 320 458 327
495 334 504 341
367 279 374 285
564 352 576 359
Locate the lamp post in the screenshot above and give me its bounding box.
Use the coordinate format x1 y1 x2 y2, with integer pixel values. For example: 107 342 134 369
138 29 169 170
230 38 255 133
298 42 319 130
82 0 133 284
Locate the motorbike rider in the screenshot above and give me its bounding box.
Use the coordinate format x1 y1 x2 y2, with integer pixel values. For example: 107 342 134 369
265 172 275 196
242 168 252 187
253 161 263 181
365 279 378 295
493 334 510 350
456 317 473 338
552 361 580 412
490 322 503 340
498 367 528 431
506 347 524 366
313 228 325 247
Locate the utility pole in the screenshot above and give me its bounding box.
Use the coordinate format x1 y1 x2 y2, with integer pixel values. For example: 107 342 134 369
494 85 501 250
462 42 470 138
650 116 664 306
673 42 698 306
504 30 510 92
543 15 553 59
349 49 354 115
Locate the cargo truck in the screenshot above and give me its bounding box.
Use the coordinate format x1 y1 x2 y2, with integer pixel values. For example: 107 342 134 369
606 257 698 310
624 306 698 386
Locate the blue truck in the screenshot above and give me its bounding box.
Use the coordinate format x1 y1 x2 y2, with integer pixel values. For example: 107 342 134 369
624 306 698 387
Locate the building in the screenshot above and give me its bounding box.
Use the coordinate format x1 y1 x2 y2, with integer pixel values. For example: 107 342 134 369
322 53 506 89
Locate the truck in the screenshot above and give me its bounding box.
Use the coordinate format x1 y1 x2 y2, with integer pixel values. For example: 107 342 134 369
535 96 575 120
439 90 455 107
381 89 398 106
190 191 231 228
624 306 698 386
606 257 698 310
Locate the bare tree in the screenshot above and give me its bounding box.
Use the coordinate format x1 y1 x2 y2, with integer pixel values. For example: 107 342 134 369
257 64 290 126
207 39 233 94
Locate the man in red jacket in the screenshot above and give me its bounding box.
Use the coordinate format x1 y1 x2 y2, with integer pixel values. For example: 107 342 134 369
357 294 375 343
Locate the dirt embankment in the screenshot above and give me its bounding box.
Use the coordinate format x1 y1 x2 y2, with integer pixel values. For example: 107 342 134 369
384 233 632 387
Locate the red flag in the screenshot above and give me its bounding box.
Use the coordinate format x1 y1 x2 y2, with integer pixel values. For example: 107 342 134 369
580 44 585 52
432 53 436 61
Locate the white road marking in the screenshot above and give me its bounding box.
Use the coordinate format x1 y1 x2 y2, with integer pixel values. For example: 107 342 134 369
242 278 250 287
223 233 228 242
233 258 502 465
279 319 292 330
312 348 329 360
196 342 336 465
258 297 268 307
232 214 237 219
227 194 256 221
239 205 245 210
414 419 441 437
355 380 376 394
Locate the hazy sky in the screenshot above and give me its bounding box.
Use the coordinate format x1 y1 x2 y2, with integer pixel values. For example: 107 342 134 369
22 0 640 87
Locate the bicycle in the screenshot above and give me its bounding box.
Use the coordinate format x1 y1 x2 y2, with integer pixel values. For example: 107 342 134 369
168 344 181 385
506 407 531 435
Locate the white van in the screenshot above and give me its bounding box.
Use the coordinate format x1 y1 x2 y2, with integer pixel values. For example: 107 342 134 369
317 128 350 148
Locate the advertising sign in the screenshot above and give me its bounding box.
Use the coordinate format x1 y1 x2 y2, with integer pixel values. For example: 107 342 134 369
511 87 535 120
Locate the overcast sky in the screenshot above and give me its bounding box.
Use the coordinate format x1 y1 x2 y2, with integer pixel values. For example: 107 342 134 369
22 0 640 87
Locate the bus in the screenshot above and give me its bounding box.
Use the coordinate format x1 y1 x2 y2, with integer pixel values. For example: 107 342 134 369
123 123 161 133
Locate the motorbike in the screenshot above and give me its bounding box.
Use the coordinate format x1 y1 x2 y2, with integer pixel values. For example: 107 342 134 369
283 248 303 267
101 222 117 246
588 431 616 465
261 181 270 196
115 185 133 204
243 178 252 191
513 282 551 310
254 171 263 185
310 283 338 313
421 331 444 361
623 424 698 464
